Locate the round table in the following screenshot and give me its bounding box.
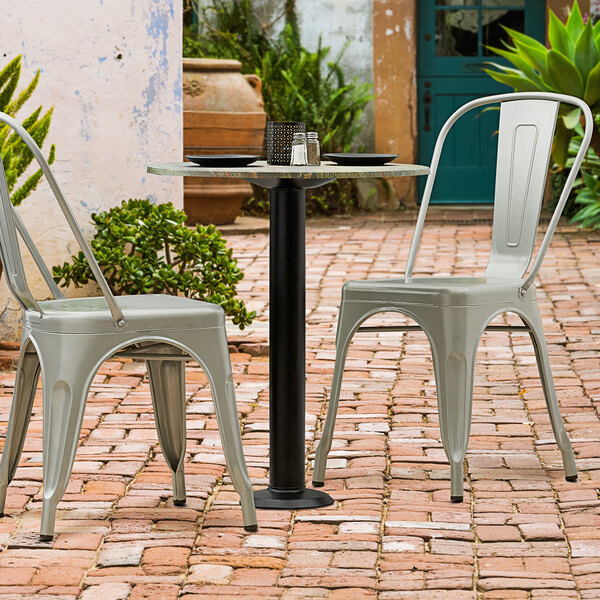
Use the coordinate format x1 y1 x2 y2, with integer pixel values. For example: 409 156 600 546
147 160 429 510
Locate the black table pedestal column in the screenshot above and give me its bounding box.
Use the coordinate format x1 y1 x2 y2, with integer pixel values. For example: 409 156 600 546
253 185 334 509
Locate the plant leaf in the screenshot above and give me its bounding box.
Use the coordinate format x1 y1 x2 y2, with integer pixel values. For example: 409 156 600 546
552 118 573 167
546 49 584 96
484 48 547 90
584 61 600 107
562 107 581 130
566 0 585 40
574 19 598 83
549 9 575 59
483 68 541 92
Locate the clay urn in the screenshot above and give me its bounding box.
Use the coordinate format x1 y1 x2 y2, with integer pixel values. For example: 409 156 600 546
182 58 266 225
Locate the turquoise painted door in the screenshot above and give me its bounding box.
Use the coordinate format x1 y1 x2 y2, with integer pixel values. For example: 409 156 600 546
417 1 545 204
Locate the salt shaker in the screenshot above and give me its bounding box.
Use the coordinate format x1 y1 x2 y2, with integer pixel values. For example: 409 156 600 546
306 132 320 166
290 132 308 166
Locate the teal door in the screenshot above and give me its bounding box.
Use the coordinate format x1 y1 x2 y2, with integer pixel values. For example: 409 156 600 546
417 1 545 204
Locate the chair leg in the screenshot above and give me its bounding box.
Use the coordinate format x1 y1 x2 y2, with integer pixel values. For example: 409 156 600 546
39 368 91 540
427 309 482 503
146 355 187 505
178 328 257 531
313 299 375 486
522 306 577 481
0 345 40 515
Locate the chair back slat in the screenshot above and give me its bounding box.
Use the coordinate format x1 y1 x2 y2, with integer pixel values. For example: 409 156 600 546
405 92 592 289
486 99 558 278
0 156 41 313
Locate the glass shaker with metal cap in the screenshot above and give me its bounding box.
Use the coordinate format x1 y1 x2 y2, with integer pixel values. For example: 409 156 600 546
290 131 308 165
306 131 320 166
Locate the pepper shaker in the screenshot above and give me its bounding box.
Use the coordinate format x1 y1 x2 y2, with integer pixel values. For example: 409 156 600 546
306 132 320 166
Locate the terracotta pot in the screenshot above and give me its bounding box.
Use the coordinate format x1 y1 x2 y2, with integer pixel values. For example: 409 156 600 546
183 58 266 225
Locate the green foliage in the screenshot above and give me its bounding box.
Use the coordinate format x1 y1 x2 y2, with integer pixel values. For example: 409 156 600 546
245 179 358 218
184 0 373 154
571 175 600 227
0 56 55 206
566 118 600 227
184 0 273 70
484 1 600 167
184 0 373 216
52 199 255 329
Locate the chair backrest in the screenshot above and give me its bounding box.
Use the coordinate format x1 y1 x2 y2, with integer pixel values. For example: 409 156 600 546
0 112 127 328
405 92 593 294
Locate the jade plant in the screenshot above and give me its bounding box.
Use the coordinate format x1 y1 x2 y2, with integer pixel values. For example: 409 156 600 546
0 55 56 206
52 199 255 329
484 1 600 167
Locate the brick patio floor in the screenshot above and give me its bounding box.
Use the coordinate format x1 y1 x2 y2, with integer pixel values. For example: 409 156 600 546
1 213 600 599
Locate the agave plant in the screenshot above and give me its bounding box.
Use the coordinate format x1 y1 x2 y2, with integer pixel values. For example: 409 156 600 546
0 55 56 206
485 1 600 167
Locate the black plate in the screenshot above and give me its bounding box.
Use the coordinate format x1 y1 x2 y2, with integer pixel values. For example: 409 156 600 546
323 153 399 166
185 155 262 167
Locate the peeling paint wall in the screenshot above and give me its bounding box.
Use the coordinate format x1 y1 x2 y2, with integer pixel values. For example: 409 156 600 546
0 0 182 339
373 0 417 206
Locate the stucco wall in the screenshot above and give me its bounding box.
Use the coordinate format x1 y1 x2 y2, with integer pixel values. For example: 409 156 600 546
0 0 182 339
373 0 417 206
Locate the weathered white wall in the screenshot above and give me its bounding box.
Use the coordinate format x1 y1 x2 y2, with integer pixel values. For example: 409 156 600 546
0 0 182 339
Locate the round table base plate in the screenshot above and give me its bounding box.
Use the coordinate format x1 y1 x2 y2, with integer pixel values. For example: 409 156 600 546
253 487 334 509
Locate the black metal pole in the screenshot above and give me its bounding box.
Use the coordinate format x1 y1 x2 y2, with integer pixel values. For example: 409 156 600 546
253 183 333 509
269 185 306 490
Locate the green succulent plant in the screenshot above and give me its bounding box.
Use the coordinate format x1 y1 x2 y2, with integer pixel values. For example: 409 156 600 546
0 55 56 205
52 199 255 329
484 1 600 167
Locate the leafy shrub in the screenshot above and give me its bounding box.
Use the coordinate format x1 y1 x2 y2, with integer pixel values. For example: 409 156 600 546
566 121 600 227
52 199 255 329
245 179 359 218
484 1 600 167
184 0 373 216
185 0 373 153
0 55 56 206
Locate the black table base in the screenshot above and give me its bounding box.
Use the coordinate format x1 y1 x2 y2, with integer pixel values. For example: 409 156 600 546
252 181 334 510
254 487 333 509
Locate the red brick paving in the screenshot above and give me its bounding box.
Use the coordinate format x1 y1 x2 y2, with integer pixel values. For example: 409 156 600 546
0 213 600 598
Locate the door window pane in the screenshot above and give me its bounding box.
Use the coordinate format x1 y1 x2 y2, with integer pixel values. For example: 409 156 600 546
436 10 479 56
436 0 477 5
482 10 525 55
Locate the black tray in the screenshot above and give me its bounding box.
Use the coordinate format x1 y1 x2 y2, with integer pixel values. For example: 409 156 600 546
323 153 399 166
185 155 261 167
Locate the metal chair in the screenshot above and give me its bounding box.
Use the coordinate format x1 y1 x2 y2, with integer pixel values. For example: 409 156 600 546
313 92 593 502
0 112 257 539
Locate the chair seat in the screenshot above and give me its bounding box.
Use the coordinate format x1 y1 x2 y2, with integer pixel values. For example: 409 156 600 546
342 276 536 307
27 294 225 334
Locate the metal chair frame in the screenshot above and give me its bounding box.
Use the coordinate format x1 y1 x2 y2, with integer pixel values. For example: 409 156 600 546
313 92 593 501
0 112 257 538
